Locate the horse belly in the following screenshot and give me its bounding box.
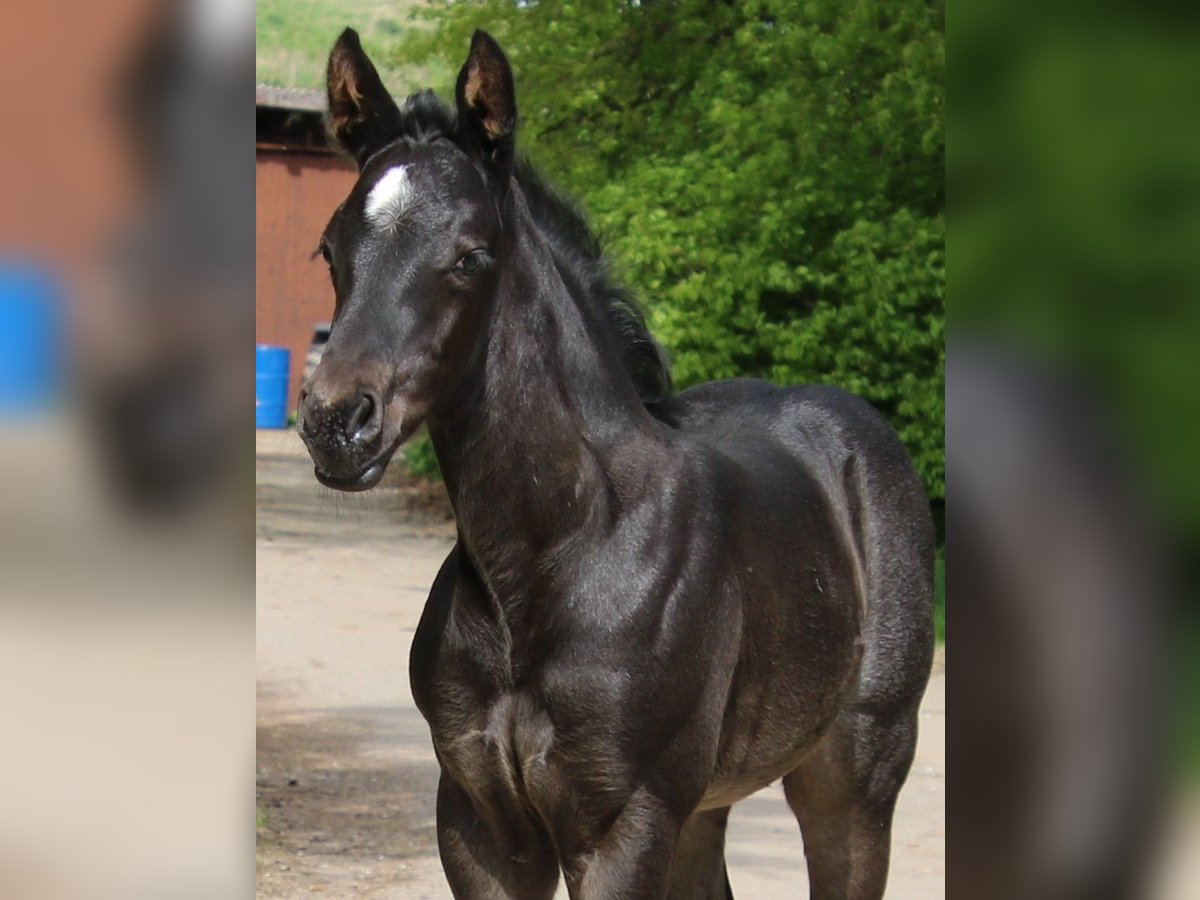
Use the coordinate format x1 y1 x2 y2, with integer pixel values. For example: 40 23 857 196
698 760 806 810
701 570 864 809
699 682 849 811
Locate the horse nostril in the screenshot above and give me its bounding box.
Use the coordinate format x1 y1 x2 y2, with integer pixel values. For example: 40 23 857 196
345 391 381 445
295 388 312 436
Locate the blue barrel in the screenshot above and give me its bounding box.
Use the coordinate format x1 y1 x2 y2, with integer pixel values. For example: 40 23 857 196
255 344 291 429
0 263 62 416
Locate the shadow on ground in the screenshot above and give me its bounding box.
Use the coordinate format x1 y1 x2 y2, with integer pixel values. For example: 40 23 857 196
256 701 442 896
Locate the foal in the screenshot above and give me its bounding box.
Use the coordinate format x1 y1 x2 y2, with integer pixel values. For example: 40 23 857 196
299 28 934 900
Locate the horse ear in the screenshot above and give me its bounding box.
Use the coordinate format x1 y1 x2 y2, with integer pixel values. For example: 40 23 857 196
455 31 517 173
326 29 402 168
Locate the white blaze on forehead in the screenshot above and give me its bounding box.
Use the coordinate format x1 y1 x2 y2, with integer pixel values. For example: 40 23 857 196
364 165 418 229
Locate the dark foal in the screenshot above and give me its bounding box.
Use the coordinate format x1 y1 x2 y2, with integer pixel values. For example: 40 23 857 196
298 29 934 900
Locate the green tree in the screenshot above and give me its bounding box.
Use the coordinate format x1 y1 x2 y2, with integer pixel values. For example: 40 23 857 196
397 0 944 501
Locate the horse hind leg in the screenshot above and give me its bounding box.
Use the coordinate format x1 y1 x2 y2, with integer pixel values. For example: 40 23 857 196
783 707 920 900
665 807 735 900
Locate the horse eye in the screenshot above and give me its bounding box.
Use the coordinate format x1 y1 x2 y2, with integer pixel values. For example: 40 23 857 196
318 238 332 265
454 250 487 277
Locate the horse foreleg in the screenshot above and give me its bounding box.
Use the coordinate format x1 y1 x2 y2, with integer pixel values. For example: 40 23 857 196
666 806 735 900
436 772 559 900
560 791 683 900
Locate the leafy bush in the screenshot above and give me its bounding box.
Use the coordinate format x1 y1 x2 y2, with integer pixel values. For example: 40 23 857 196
404 430 442 481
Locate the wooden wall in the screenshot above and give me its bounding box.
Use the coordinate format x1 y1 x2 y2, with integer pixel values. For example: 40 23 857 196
255 150 356 412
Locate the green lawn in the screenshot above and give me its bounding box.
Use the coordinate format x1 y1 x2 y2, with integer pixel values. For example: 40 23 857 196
256 0 448 93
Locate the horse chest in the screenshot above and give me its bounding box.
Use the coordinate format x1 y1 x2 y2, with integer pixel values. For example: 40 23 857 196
435 692 559 811
430 664 642 835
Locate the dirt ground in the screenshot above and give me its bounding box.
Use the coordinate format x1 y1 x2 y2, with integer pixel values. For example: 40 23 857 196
256 430 945 897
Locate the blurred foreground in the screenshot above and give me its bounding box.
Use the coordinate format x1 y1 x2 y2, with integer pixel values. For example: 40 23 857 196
0 0 251 898
951 1 1200 897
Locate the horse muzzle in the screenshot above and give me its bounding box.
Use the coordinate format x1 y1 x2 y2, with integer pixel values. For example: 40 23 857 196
296 381 402 491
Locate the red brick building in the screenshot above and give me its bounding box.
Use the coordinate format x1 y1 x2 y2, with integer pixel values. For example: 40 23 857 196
255 86 356 412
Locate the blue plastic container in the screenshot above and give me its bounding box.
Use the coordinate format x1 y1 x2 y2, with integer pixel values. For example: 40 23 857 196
0 263 62 416
255 345 291 429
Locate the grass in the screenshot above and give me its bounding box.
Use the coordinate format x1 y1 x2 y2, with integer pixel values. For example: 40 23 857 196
256 0 449 93
256 807 271 847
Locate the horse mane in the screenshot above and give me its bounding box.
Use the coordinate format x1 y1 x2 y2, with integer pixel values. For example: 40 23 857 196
511 158 674 410
391 91 676 413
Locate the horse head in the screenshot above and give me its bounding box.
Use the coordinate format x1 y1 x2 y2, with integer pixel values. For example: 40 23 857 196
298 29 516 491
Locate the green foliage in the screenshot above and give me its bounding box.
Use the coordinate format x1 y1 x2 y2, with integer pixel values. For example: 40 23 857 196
954 11 1200 546
395 1 944 500
404 430 443 481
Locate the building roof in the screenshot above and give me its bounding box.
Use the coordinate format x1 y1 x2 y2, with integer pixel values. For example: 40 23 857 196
256 84 341 155
255 85 327 113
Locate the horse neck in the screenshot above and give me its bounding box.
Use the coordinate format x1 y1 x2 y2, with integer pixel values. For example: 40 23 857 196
428 189 660 598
